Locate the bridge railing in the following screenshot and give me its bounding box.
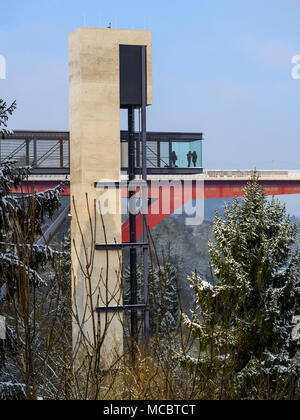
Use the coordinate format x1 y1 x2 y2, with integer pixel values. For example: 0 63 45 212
205 170 295 179
0 131 70 174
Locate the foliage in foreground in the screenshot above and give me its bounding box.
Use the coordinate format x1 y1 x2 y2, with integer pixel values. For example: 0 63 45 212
182 174 300 399
0 100 65 400
0 101 299 400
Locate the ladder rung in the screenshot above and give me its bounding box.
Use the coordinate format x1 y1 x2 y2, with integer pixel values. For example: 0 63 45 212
94 181 147 189
96 304 146 313
95 242 148 251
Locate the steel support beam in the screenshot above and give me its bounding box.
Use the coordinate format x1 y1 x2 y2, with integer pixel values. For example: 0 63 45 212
36 205 70 246
128 105 138 340
141 46 150 350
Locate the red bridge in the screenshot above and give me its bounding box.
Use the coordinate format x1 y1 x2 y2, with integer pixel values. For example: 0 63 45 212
12 170 300 241
3 131 300 242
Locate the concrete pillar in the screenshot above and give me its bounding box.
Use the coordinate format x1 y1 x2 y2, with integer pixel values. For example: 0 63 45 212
69 28 152 359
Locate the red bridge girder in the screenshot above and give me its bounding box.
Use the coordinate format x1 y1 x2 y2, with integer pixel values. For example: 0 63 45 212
12 179 300 241
13 179 300 199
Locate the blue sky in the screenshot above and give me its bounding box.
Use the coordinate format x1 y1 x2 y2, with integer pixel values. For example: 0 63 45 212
1 0 300 169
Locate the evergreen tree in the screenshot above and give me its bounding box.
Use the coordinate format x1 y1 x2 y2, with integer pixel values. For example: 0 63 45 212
0 99 16 138
0 100 63 399
183 174 300 399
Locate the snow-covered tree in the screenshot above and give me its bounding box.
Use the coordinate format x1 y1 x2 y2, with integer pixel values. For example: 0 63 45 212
183 174 300 399
0 99 16 138
0 100 64 399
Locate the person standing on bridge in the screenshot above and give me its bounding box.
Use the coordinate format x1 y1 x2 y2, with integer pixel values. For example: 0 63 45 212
187 151 192 168
192 151 198 167
171 151 178 167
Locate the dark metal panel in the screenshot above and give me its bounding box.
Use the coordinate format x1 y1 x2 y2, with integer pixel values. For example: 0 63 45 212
137 132 203 141
32 167 204 176
120 167 204 175
30 167 70 175
120 45 145 107
26 139 30 166
33 138 37 167
59 140 64 168
8 130 70 141
146 167 204 175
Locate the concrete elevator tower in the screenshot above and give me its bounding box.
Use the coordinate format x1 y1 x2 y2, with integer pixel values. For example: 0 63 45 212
69 28 152 356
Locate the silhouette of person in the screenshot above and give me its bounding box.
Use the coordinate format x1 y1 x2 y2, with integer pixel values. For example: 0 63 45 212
171 151 178 167
187 151 192 168
192 151 198 167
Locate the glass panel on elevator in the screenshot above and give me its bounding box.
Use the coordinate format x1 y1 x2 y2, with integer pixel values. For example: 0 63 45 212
159 141 170 168
171 139 202 168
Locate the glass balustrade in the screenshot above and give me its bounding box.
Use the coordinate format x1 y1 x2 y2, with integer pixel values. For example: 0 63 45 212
121 138 203 170
170 140 202 169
